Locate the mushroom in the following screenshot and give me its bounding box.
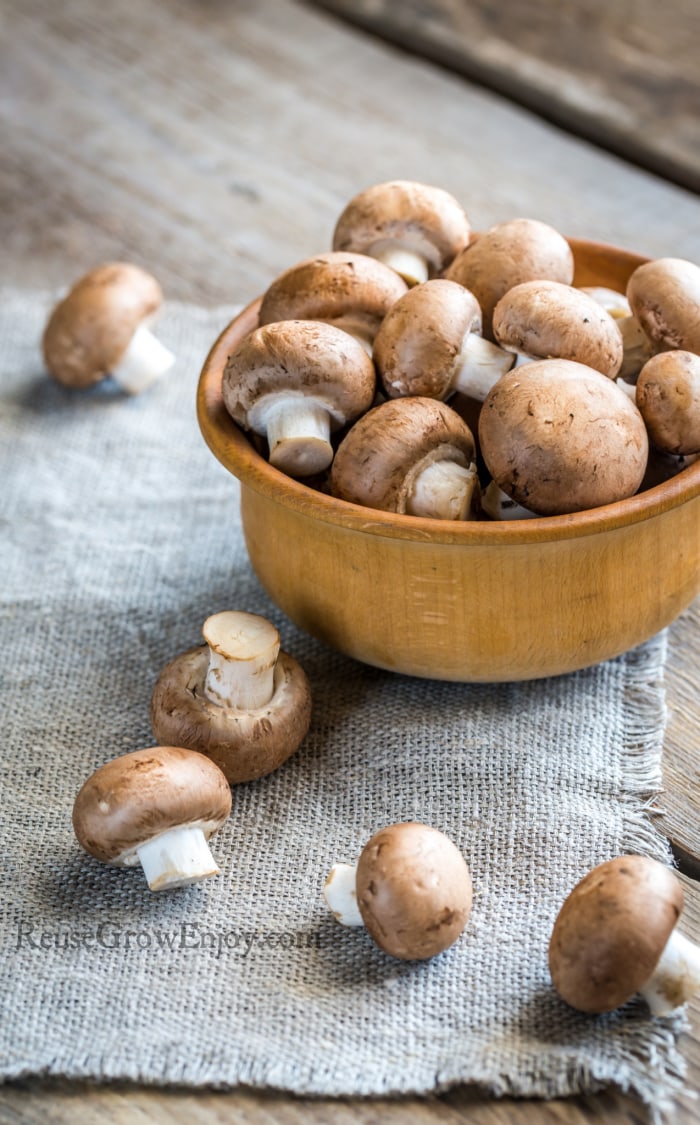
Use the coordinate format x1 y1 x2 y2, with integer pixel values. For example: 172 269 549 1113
332 180 471 286
42 262 175 393
492 281 624 378
480 480 539 521
579 286 653 381
478 359 649 515
324 822 473 960
258 251 408 353
330 397 480 520
444 218 574 339
635 351 700 455
627 257 700 356
549 855 700 1015
72 746 232 892
373 278 514 404
150 611 312 785
222 319 376 477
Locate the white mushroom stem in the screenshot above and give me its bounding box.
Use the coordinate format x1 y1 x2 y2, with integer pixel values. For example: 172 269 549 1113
616 378 638 401
250 393 335 477
452 334 515 401
618 314 654 380
481 480 539 521
136 825 219 892
407 460 479 521
111 322 175 394
324 863 363 927
369 238 435 286
203 610 280 710
639 929 700 1016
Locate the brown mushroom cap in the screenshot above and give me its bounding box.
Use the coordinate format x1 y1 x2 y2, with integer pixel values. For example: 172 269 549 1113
478 359 649 515
635 351 700 455
330 396 475 513
222 319 376 432
355 822 473 960
150 647 312 785
493 281 624 378
42 263 164 388
627 257 700 354
258 251 408 341
72 746 232 865
444 218 574 338
548 855 684 1013
373 278 482 399
332 180 471 275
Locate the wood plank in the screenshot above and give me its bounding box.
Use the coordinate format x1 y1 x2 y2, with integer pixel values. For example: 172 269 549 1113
315 0 700 194
2 1 700 1119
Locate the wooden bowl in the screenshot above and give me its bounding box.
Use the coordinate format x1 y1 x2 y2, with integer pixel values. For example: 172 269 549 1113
197 240 700 681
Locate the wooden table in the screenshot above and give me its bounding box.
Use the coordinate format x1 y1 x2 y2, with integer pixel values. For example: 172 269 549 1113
2 0 700 1119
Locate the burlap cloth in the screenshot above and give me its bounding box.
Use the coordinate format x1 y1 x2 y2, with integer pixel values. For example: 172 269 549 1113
0 290 688 1111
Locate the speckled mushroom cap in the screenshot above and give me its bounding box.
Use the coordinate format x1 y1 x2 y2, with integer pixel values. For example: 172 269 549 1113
636 350 700 455
332 180 471 276
478 359 649 515
222 319 376 432
492 280 624 378
373 278 482 399
548 855 684 1013
72 746 232 865
355 822 473 961
42 262 164 388
330 396 476 513
627 257 700 354
150 647 312 785
258 251 408 341
444 218 574 338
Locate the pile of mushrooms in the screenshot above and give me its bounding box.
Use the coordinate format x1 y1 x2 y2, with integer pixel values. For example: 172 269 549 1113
219 180 700 519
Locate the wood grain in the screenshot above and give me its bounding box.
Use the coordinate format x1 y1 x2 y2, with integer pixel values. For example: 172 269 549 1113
2 0 700 1118
315 0 700 194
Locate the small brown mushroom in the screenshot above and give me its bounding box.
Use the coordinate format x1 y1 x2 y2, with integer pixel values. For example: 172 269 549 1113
549 855 700 1015
373 278 514 404
635 350 700 455
492 281 624 378
478 359 649 515
627 257 700 355
258 251 408 352
324 822 473 960
150 611 312 785
332 180 471 286
42 263 175 393
331 397 479 520
222 319 376 477
72 746 232 892
445 218 574 339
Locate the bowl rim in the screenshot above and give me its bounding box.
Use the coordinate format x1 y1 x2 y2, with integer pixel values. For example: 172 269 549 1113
197 238 700 547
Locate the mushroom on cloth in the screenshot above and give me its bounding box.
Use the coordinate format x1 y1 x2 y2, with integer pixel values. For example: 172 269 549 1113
332 180 471 286
445 218 574 339
222 319 375 477
72 746 232 892
331 396 480 520
324 822 473 961
492 280 624 378
258 251 407 353
627 257 700 355
42 262 175 393
549 855 700 1015
151 611 311 785
478 359 649 516
373 278 514 404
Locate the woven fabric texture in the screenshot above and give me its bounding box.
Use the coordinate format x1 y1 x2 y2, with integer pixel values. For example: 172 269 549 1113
0 290 686 1109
